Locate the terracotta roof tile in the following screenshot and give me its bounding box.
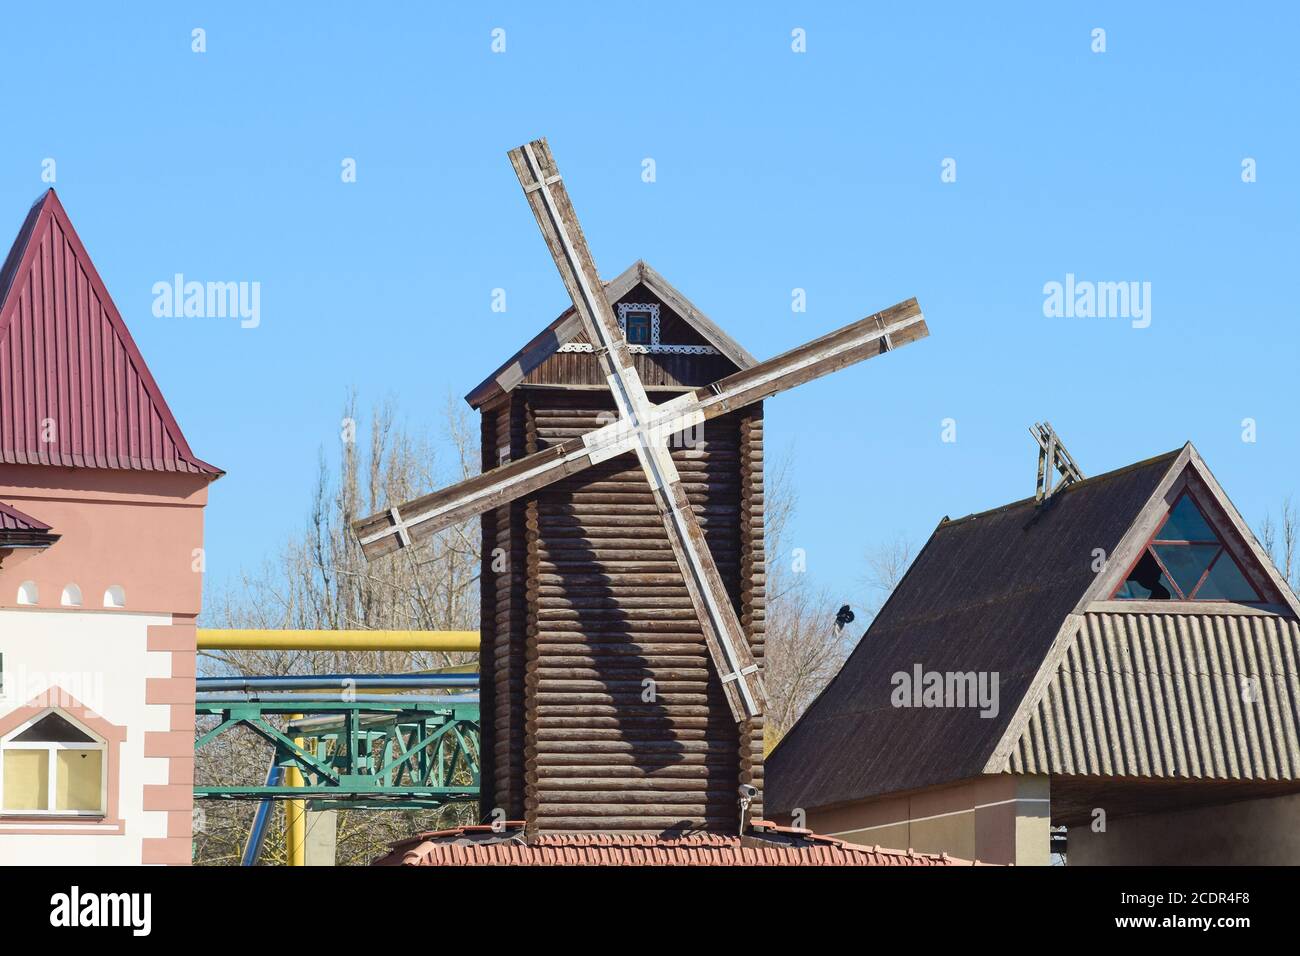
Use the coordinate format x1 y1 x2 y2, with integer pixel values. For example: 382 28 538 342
371 824 987 866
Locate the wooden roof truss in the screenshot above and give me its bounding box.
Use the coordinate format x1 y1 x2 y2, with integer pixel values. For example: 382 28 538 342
1032 421 1084 502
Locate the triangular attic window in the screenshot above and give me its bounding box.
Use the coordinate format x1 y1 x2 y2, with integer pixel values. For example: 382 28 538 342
10 711 96 743
1114 491 1263 603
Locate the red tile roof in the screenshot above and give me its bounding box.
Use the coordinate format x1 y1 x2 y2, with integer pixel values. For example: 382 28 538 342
371 821 985 866
0 190 220 476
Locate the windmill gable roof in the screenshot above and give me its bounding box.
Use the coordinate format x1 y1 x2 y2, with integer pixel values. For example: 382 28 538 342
0 190 220 476
465 260 757 409
766 448 1187 814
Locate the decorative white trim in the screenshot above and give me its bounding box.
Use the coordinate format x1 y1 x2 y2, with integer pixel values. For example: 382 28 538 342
556 302 720 355
619 302 660 346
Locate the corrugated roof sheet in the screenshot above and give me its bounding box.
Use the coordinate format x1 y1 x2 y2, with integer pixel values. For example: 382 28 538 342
0 190 220 476
371 822 981 866
766 450 1182 815
1006 611 1300 780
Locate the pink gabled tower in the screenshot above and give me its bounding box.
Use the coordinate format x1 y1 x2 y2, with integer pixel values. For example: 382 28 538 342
0 190 219 865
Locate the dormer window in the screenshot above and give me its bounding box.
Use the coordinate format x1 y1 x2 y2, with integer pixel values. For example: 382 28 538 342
618 303 658 346
623 309 652 345
1114 491 1263 602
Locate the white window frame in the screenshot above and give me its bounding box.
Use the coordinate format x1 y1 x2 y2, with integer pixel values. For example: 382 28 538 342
557 302 720 355
618 302 660 347
0 707 107 817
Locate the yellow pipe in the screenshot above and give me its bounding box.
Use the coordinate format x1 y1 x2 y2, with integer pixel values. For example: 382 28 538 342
285 713 306 867
196 630 479 651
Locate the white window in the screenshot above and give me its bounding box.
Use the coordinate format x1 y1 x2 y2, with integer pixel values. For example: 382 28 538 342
16 581 38 605
103 585 126 609
1 710 106 815
60 583 82 607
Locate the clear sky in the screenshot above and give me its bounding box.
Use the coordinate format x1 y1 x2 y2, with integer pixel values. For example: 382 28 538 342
2 3 1296 616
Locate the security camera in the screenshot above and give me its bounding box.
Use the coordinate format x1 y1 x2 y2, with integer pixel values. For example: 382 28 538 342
738 784 758 801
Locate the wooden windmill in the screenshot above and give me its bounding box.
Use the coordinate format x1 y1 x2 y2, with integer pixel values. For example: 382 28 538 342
354 138 929 832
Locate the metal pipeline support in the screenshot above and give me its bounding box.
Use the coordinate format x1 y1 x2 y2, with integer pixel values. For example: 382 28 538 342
196 674 479 692
196 692 479 706
196 629 479 651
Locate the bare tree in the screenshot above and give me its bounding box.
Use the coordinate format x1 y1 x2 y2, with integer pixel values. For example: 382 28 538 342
762 455 851 747
861 533 914 619
194 392 482 866
761 453 919 749
1259 496 1299 594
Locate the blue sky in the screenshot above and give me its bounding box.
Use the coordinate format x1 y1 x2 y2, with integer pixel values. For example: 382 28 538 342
2 3 1295 615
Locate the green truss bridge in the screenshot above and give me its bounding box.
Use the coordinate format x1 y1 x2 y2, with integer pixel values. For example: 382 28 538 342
194 694 480 811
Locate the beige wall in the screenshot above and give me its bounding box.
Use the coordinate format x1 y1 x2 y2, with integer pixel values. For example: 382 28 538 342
1068 791 1300 865
803 774 1051 866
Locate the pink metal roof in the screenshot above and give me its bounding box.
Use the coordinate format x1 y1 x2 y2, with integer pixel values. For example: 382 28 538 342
371 821 985 866
0 190 220 476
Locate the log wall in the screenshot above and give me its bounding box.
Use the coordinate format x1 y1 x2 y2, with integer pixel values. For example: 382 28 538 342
477 319 765 833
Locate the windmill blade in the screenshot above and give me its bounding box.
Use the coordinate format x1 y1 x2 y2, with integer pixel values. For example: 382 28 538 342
353 297 927 559
508 136 763 722
507 138 635 384
690 298 926 415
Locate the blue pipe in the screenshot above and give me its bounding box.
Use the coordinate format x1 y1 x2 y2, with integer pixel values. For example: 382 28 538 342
196 674 479 692
240 762 284 866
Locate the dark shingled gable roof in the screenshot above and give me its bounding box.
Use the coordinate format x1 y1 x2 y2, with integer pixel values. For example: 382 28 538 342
765 447 1184 816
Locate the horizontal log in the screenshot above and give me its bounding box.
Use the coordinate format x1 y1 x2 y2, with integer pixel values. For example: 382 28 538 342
533 728 718 743
531 753 736 768
533 679 712 693
530 776 728 791
528 716 725 730
536 607 707 621
533 632 710 645
534 704 715 719
532 816 736 830
539 503 735 517
534 642 708 657
531 655 708 668
534 620 713 635
531 595 698 610
536 537 678 551
530 740 729 755
527 791 736 807
529 667 714 681
531 763 731 779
